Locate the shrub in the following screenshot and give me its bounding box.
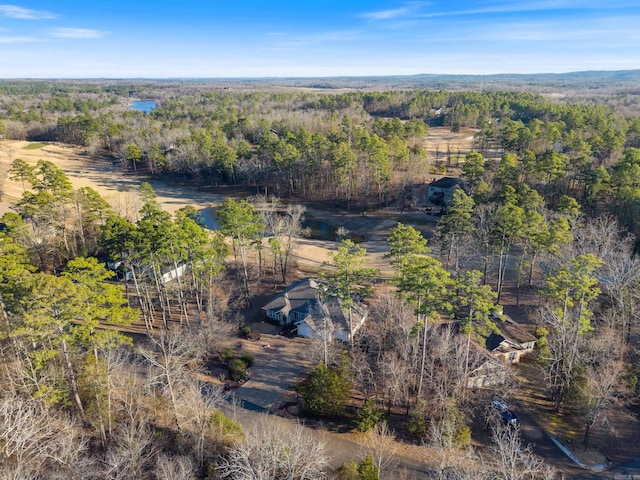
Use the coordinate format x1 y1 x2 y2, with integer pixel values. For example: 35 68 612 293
240 353 255 367
228 358 249 382
454 424 471 448
337 461 359 480
338 454 379 480
301 359 352 418
220 347 233 362
240 326 251 337
406 413 430 442
351 398 385 433
209 410 244 445
357 454 379 480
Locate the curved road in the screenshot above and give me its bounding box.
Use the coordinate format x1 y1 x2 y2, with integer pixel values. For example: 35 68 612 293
222 395 608 479
221 402 434 479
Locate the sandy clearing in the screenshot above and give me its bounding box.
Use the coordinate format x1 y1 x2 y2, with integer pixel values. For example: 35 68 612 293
0 140 218 217
422 126 479 163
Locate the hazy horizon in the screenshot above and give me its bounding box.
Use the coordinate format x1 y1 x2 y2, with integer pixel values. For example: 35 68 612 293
1 1 639 78
4 70 640 81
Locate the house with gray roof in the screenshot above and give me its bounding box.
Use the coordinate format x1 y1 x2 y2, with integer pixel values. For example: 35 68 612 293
427 177 465 205
262 277 368 343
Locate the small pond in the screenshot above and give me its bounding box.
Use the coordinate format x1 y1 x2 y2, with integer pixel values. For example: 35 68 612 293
130 100 157 113
198 207 220 230
302 217 365 243
198 207 364 242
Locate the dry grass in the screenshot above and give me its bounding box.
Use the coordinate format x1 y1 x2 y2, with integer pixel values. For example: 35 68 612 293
0 140 217 216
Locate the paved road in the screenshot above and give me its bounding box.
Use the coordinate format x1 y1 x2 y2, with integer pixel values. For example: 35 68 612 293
221 402 433 479
233 333 311 412
513 398 640 480
222 394 597 479
514 401 587 479
589 457 640 479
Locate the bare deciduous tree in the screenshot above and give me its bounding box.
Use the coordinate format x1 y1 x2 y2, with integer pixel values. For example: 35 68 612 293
140 331 202 431
580 328 627 451
489 422 556 480
0 394 87 476
362 422 399 479
255 196 308 284
175 380 227 468
104 420 157 480
429 445 487 480
154 454 196 480
218 419 330 480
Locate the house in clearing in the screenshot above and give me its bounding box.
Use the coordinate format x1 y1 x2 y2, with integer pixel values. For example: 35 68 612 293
426 177 465 205
486 318 537 364
262 277 368 343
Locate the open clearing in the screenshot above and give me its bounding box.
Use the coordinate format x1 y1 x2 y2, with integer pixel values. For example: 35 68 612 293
0 127 476 267
1 126 477 213
0 140 215 217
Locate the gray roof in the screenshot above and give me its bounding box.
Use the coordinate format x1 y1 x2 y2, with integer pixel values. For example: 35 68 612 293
486 319 536 352
262 277 321 318
497 318 537 345
262 277 368 334
486 333 507 352
429 177 465 189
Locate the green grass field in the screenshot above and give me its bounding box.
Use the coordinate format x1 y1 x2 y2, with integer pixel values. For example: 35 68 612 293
22 142 46 150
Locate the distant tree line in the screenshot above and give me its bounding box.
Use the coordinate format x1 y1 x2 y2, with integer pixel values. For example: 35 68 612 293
2 82 639 222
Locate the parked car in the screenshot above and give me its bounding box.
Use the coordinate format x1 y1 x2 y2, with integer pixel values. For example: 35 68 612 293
501 410 520 426
492 400 509 412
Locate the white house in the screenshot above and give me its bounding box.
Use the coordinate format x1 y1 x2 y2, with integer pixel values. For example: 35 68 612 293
262 277 368 343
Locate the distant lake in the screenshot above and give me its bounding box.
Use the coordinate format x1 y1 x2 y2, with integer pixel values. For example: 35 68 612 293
130 100 157 113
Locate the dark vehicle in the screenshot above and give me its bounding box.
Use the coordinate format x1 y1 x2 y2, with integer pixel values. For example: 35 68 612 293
492 400 509 411
501 410 520 426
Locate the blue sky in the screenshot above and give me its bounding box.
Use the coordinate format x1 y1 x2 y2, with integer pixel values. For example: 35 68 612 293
1 1 639 78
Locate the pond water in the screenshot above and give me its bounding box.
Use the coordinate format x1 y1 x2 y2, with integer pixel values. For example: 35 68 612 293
198 207 364 242
302 217 336 241
198 207 220 230
301 216 365 242
130 100 157 113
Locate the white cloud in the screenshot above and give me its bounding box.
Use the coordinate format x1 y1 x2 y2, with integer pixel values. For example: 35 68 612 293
0 35 37 43
415 0 637 18
362 7 413 20
0 4 56 19
50 28 107 39
361 1 430 20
